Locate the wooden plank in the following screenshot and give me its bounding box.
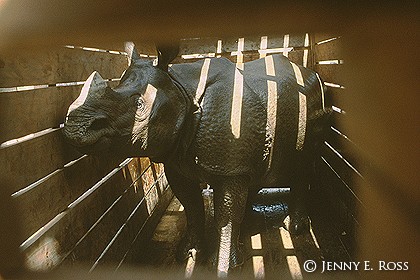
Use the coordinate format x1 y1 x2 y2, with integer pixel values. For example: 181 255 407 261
314 64 346 86
22 161 131 270
14 155 123 242
0 129 82 196
314 38 343 61
93 183 172 269
0 47 127 88
319 144 364 211
313 33 340 44
0 86 82 143
179 37 218 55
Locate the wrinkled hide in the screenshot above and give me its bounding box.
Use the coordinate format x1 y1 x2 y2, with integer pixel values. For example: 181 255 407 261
63 42 331 275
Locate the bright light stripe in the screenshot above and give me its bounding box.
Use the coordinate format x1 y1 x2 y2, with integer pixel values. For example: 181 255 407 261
217 40 222 53
67 158 132 210
296 92 307 151
230 38 245 138
332 105 343 113
324 141 364 179
286 256 303 280
291 62 304 87
283 34 290 57
11 154 87 198
185 248 197 278
132 84 157 146
217 222 232 277
315 73 326 111
251 234 262 249
316 37 338 45
230 68 244 139
68 71 106 114
181 53 215 59
318 59 344 65
20 212 67 251
279 227 294 249
324 82 345 89
303 33 309 67
194 58 211 104
260 36 268 58
252 256 265 279
258 47 294 55
0 126 61 149
265 55 275 76
266 80 277 167
310 228 320 249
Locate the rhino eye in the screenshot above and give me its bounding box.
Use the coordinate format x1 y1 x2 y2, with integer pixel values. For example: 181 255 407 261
136 98 145 110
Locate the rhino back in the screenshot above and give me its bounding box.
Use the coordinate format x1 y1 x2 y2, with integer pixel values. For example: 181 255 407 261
169 56 327 184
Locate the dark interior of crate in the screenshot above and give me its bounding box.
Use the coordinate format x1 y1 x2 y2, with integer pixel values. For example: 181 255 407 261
1 28 415 279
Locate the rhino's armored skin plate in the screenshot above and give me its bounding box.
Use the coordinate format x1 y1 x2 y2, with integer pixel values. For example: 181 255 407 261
63 42 330 275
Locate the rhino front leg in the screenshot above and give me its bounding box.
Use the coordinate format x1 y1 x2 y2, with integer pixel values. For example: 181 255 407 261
165 166 205 262
211 177 248 277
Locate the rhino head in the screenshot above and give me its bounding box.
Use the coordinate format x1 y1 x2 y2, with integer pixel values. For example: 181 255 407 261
63 42 188 161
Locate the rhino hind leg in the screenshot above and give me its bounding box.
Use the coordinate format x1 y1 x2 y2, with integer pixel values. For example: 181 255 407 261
209 177 249 276
164 166 206 263
287 167 311 235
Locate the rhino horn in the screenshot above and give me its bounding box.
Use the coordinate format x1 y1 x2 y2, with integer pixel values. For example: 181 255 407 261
125 41 141 66
67 71 107 114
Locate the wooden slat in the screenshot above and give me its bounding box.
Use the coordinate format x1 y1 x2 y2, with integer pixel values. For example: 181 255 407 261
107 187 174 268
313 33 339 44
0 86 82 143
314 38 343 61
59 158 152 265
0 130 82 196
314 64 346 86
15 155 123 242
22 163 131 270
0 47 127 88
179 37 218 55
93 182 172 269
319 144 364 209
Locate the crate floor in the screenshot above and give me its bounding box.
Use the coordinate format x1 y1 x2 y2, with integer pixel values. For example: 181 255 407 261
126 189 356 279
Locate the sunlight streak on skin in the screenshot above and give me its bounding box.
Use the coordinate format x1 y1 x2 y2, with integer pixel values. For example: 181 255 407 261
279 227 294 250
217 222 232 278
194 58 211 105
67 71 107 115
296 92 307 151
286 256 303 280
230 38 245 139
252 256 265 279
291 62 305 87
184 248 197 278
264 55 278 169
316 73 326 112
251 234 262 249
132 84 157 146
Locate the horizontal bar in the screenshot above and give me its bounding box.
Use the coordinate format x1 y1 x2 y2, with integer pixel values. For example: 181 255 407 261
316 37 340 45
67 158 132 209
19 158 133 252
321 156 364 207
115 183 172 271
0 78 121 93
0 126 62 149
324 141 364 179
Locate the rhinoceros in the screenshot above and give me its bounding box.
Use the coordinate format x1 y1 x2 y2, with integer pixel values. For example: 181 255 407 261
63 42 330 275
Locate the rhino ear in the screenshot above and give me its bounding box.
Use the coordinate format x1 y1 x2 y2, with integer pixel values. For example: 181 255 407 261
156 40 179 71
125 41 141 66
